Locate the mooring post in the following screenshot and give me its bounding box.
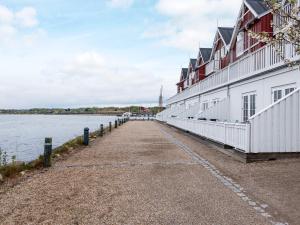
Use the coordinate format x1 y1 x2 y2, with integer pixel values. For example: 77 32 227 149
43 137 52 167
115 120 118 128
100 124 104 137
83 127 89 146
109 122 112 132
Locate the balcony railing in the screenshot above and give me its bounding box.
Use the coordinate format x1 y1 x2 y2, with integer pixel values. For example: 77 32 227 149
167 118 250 152
206 60 220 75
167 41 299 105
273 3 293 30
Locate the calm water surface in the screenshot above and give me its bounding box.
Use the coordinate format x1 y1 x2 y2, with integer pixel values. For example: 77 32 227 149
0 115 116 162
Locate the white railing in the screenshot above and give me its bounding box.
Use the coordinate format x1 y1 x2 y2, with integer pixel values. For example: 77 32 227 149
158 89 300 154
130 116 155 121
177 102 201 119
156 104 186 122
206 60 220 75
167 118 250 152
197 98 229 121
167 42 299 105
273 3 292 30
249 88 300 153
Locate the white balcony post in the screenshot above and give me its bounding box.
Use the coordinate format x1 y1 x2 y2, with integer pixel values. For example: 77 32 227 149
227 64 230 82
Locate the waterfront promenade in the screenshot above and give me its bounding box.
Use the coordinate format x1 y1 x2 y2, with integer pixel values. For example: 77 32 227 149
0 121 299 224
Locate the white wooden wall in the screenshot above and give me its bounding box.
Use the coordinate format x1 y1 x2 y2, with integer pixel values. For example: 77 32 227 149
250 89 300 153
198 98 229 121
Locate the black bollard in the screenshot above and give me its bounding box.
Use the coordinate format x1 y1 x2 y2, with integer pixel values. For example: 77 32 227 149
100 124 104 137
115 120 118 128
43 137 52 167
109 122 112 132
83 127 89 146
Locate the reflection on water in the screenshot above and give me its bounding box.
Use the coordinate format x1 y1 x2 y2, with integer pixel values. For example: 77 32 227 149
0 114 116 162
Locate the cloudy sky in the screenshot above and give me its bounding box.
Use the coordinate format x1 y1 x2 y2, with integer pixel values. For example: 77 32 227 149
0 0 242 109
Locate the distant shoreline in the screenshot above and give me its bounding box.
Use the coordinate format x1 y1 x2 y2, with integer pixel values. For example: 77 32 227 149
0 112 123 116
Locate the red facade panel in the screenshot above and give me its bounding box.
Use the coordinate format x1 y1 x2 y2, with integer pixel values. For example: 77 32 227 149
197 65 206 81
231 12 273 63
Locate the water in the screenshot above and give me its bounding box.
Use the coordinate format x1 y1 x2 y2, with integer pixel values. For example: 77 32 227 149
0 114 117 162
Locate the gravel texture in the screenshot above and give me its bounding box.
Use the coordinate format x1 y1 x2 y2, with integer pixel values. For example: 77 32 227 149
159 123 300 225
0 121 277 224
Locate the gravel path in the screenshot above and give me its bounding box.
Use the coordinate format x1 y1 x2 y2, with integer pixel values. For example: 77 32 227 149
0 121 275 225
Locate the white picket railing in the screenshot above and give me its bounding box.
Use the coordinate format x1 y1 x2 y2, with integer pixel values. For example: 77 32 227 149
156 104 187 122
273 3 293 30
206 60 220 75
158 89 300 154
197 98 230 121
177 102 201 119
167 42 299 105
167 118 250 152
249 88 300 153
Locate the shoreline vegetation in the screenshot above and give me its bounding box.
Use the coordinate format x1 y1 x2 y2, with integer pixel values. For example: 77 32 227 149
0 106 161 115
0 123 113 184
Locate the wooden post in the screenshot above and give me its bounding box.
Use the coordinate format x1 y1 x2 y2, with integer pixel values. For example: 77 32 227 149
115 120 118 128
43 137 52 167
100 124 104 137
109 122 112 132
83 127 89 146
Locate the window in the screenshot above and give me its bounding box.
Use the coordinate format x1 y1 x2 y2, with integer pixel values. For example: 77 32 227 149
220 46 226 58
272 85 296 103
273 90 282 103
242 93 256 122
285 87 295 95
236 32 244 57
215 49 220 61
203 102 209 111
212 99 219 106
250 95 256 117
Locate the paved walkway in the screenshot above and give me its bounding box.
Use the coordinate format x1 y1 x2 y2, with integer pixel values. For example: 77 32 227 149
0 122 274 224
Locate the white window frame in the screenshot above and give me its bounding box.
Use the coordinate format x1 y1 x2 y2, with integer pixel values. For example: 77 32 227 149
212 98 220 106
272 84 296 103
236 32 244 57
220 46 226 58
202 102 209 111
242 92 256 122
214 49 220 61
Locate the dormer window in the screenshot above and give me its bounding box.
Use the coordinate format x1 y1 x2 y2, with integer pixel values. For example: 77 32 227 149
236 32 244 57
214 49 220 61
220 46 226 58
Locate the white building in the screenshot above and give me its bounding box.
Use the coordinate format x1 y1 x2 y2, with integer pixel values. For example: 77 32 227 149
157 0 300 159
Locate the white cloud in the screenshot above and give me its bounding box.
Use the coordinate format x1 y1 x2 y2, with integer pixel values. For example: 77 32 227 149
144 0 242 51
15 7 39 28
23 29 47 46
107 0 134 8
0 50 165 108
0 4 41 46
0 25 16 41
60 51 162 103
0 5 14 24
